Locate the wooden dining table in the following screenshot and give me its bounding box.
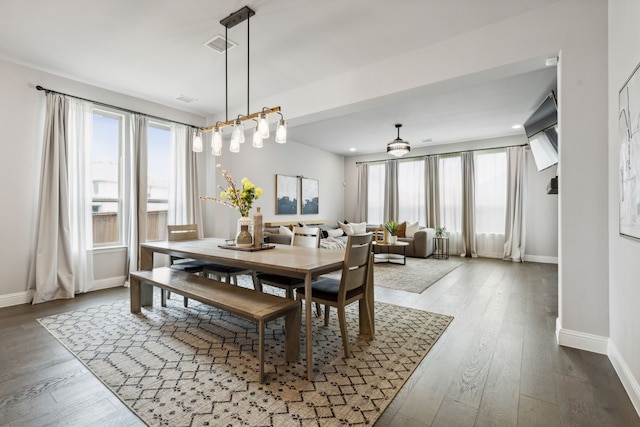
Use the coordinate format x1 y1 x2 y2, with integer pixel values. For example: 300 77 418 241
136 238 375 380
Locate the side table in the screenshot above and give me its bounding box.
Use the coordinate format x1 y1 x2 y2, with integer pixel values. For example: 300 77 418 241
372 241 409 265
432 236 449 260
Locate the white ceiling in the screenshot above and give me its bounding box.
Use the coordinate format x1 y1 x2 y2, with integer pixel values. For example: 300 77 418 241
0 0 558 155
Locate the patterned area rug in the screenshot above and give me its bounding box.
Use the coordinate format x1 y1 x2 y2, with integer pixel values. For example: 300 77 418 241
324 258 462 294
39 294 452 426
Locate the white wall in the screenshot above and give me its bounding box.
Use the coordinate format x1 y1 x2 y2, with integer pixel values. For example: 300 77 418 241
608 0 640 414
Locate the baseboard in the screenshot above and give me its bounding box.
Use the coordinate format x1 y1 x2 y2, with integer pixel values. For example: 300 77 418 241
0 290 33 308
523 254 558 264
90 276 126 291
608 341 640 418
555 319 608 354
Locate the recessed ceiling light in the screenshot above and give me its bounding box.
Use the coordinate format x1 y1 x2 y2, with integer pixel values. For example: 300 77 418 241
421 138 433 143
512 124 522 129
349 148 356 152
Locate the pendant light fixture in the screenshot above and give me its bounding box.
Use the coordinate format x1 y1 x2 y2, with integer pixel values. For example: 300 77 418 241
196 6 287 154
387 123 411 157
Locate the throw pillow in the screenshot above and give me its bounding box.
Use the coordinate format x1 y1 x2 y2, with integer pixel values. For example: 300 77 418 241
350 221 367 235
405 221 419 238
338 221 353 236
397 221 407 237
279 225 293 236
327 228 344 238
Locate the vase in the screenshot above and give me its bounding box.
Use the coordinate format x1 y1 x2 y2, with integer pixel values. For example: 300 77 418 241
388 235 398 244
252 207 263 248
236 217 253 248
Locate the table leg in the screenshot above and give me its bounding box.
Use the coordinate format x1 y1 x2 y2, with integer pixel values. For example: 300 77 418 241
305 272 313 380
139 246 154 306
130 275 141 314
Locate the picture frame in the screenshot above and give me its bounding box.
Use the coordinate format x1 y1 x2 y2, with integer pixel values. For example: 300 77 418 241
618 61 640 240
276 174 298 215
301 178 319 215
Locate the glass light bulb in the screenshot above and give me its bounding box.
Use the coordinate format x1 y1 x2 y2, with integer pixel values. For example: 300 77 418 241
212 127 222 156
252 124 264 148
233 119 245 144
275 119 287 144
257 112 270 139
192 130 203 152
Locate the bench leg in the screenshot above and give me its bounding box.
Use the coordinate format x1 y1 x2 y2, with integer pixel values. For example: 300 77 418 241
161 289 167 307
285 302 301 363
130 276 142 313
259 319 265 383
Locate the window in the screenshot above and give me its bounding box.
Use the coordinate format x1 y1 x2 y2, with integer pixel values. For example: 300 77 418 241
146 122 171 241
438 154 462 233
397 158 426 225
474 150 507 234
367 163 385 225
91 110 123 246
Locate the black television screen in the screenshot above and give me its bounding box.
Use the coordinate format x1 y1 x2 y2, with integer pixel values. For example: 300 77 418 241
524 91 558 172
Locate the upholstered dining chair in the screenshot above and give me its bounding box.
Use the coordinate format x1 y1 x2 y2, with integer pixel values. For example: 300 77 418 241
166 224 250 307
296 233 374 358
255 226 322 315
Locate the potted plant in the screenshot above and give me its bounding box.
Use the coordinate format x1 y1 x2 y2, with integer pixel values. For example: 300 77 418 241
435 226 447 238
383 220 400 244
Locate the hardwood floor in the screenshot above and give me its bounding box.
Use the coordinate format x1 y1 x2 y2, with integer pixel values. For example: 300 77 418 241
1 258 638 426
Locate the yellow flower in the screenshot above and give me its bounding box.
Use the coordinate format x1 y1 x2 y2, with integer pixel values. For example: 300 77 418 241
241 177 248 185
256 187 263 197
220 191 227 199
245 181 255 190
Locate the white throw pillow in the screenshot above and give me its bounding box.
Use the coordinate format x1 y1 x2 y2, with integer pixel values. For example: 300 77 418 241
327 228 344 238
405 221 420 238
279 225 293 236
350 222 367 235
338 221 353 236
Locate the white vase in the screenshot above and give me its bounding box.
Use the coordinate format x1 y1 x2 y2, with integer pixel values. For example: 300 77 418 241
236 217 253 247
388 235 397 244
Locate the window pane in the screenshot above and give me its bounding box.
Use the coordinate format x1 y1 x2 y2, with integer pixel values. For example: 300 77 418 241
147 124 170 241
367 163 385 225
397 158 425 225
475 150 507 234
92 112 122 246
439 155 462 232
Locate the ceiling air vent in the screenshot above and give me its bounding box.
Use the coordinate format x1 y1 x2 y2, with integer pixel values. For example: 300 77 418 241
204 34 237 53
176 95 198 104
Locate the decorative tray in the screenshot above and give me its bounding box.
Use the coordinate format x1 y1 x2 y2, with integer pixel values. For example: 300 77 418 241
218 244 275 252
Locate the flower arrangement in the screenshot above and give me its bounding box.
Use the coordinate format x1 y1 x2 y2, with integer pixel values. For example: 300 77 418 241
200 164 263 217
435 226 447 237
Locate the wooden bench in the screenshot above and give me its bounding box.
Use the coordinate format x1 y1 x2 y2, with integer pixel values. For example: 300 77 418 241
129 267 300 383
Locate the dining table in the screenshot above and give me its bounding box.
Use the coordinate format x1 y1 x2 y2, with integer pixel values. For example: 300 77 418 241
136 238 375 380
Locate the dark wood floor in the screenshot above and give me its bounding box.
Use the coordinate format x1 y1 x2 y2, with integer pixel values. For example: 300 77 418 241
1 258 638 426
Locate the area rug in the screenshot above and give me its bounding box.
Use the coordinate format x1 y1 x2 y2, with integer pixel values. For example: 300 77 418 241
38 296 452 426
323 258 462 294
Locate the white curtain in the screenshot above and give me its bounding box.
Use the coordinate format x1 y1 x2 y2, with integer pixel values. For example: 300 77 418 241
504 146 527 261
384 160 398 222
355 163 368 223
439 155 462 255
426 155 440 229
367 162 385 226
475 149 507 258
29 94 94 303
168 124 202 229
460 152 477 257
124 114 148 275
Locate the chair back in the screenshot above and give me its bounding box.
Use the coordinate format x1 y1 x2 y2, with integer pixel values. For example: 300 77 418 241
168 224 199 241
291 226 321 248
339 233 373 295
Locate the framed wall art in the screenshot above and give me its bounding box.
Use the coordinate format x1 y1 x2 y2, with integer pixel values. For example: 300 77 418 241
301 178 319 215
619 61 640 240
276 174 298 215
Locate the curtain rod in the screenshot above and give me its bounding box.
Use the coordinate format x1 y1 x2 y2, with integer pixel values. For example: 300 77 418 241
35 85 202 130
354 143 528 165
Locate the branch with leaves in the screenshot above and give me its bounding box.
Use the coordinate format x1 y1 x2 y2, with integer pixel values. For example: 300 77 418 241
200 164 263 217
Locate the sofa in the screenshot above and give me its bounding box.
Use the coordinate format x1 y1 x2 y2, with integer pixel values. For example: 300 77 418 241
263 221 435 258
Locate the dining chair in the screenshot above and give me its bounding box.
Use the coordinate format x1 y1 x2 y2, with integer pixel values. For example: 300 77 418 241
255 226 323 315
165 224 250 307
296 233 374 358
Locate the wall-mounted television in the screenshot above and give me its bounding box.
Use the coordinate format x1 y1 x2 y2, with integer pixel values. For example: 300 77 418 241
524 91 558 172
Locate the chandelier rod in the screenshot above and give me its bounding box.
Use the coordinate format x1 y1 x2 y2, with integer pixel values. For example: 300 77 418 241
202 106 281 132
